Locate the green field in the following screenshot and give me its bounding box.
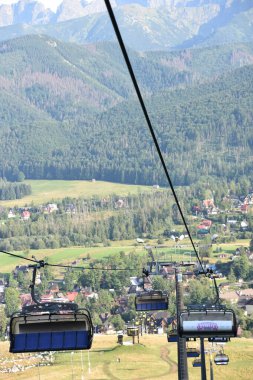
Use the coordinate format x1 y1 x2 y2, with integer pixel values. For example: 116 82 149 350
0 244 143 273
0 239 250 274
0 180 154 207
1 336 253 380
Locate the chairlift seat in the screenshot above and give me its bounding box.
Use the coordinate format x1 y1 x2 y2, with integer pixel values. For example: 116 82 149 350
127 326 139 336
192 359 202 367
10 308 93 353
187 348 200 358
135 291 168 311
214 353 229 365
179 308 237 338
167 330 178 342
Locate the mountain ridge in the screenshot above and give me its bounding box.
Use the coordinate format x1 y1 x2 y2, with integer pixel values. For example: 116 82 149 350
0 0 252 50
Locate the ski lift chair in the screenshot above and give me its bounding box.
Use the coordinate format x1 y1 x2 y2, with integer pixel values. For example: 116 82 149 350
186 347 200 358
214 353 229 365
179 306 237 338
167 329 178 342
192 359 202 367
10 306 93 353
127 326 139 337
135 290 168 311
9 263 94 353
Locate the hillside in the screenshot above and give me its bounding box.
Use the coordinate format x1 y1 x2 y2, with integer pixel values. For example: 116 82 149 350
0 35 252 186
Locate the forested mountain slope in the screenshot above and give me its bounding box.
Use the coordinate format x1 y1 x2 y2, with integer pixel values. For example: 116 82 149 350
0 35 252 185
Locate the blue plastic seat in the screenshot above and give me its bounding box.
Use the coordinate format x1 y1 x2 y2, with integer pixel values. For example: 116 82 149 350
51 332 64 350
26 333 39 351
38 332 52 350
136 301 168 311
76 331 89 349
12 334 26 352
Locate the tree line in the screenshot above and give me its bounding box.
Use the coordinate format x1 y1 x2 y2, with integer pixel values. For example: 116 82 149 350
0 178 31 200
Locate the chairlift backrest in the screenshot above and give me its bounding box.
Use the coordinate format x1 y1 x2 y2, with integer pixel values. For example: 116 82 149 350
179 308 237 338
9 307 93 353
135 291 168 311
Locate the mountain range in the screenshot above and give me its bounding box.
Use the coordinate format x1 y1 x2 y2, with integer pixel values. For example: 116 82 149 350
0 0 252 50
0 34 252 185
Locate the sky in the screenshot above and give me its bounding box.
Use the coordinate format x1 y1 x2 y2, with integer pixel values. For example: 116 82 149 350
0 0 62 12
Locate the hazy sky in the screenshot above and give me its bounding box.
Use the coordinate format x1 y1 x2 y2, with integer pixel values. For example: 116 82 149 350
0 0 62 12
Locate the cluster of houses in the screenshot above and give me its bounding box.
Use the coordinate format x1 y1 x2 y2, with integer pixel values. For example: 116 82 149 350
7 203 59 220
5 197 128 221
219 283 253 316
193 193 253 217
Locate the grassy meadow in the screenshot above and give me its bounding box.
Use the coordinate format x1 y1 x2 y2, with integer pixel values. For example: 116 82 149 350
1 335 253 380
0 180 154 207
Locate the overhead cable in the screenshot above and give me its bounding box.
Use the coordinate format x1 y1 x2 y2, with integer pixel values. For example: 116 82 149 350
104 0 205 272
0 249 137 272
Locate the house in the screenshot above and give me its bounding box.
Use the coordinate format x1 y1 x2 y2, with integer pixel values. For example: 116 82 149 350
241 204 249 213
65 204 76 214
201 219 212 227
81 289 98 300
0 280 5 303
192 205 202 215
244 193 253 205
219 253 229 259
14 265 29 277
219 282 231 290
241 220 248 229
47 203 58 212
20 293 32 308
66 292 79 302
21 210 30 220
207 207 219 215
220 291 239 304
8 209 16 219
43 203 58 214
239 289 253 298
150 311 170 332
245 299 253 316
115 199 125 208
203 199 214 209
49 284 59 295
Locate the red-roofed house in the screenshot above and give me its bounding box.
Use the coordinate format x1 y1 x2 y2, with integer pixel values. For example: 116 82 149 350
66 292 79 302
201 219 212 227
20 293 32 308
21 210 31 220
203 199 214 208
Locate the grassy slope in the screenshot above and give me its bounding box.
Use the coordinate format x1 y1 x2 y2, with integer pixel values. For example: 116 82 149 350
0 180 153 207
1 336 253 380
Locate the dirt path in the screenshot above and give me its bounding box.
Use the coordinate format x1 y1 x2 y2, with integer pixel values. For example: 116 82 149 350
160 345 178 374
